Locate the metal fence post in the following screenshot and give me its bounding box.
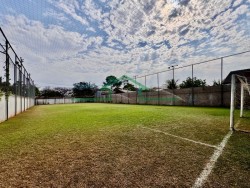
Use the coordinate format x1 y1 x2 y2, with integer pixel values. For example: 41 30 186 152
27 74 30 108
14 56 18 115
5 40 9 120
172 67 175 106
145 76 147 104
221 57 224 107
135 76 138 104
157 73 159 105
127 88 129 104
120 91 122 103
23 70 26 111
32 80 35 99
191 64 194 106
19 60 23 112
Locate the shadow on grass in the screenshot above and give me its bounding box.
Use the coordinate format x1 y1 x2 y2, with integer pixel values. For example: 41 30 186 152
236 129 250 134
240 116 250 119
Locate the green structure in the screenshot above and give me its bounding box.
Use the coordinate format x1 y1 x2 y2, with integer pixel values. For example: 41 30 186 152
98 75 148 103
98 75 180 104
119 75 148 91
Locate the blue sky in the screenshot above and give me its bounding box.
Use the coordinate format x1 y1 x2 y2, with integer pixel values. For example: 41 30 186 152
0 0 249 88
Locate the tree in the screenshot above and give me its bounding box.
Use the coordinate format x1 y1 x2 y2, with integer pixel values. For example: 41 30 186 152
212 80 221 86
103 75 122 90
123 83 136 91
35 86 40 97
0 77 3 100
40 87 63 98
179 77 206 88
54 87 72 96
0 80 12 96
165 79 178 89
73 82 97 97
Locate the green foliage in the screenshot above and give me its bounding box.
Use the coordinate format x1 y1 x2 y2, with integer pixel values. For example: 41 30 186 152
40 87 64 98
103 75 122 89
0 90 3 100
123 83 136 91
35 86 40 96
54 87 72 97
0 77 3 100
212 80 221 86
179 77 206 88
0 80 12 97
165 79 178 89
73 82 97 97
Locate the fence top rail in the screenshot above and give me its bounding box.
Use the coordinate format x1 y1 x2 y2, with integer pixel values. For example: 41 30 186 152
136 50 250 78
0 27 22 63
0 26 34 83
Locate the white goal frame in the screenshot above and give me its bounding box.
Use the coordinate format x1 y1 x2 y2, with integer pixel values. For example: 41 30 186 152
230 74 250 130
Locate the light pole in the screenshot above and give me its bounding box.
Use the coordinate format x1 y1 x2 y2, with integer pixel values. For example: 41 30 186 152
168 65 178 105
168 65 178 84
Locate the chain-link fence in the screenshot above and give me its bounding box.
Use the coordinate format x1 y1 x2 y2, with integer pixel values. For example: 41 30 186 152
97 50 250 107
0 27 35 122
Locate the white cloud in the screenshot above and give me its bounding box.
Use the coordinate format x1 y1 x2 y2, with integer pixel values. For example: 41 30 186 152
232 0 244 7
43 9 69 22
0 14 107 86
82 0 104 22
47 0 89 26
0 0 249 87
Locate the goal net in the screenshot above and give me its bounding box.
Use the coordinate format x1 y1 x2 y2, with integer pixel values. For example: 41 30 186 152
230 74 250 130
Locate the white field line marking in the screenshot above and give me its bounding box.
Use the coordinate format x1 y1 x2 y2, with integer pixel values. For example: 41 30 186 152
193 122 240 188
192 131 233 188
140 126 217 148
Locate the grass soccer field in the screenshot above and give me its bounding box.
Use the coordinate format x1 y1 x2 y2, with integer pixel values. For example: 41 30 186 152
0 104 249 187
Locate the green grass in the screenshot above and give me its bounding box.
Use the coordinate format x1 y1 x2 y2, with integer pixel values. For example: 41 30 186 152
0 103 249 187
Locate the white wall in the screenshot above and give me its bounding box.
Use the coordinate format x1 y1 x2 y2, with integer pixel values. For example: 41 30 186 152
0 96 6 122
36 98 75 105
0 95 35 123
8 96 16 118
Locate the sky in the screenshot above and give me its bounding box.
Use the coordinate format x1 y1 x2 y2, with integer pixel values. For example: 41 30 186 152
0 0 249 88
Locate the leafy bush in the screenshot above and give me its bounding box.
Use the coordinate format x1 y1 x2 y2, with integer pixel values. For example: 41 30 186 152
179 77 206 88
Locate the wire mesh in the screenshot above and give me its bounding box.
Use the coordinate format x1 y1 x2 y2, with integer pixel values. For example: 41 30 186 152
103 51 250 107
0 27 35 122
223 53 250 80
0 50 5 95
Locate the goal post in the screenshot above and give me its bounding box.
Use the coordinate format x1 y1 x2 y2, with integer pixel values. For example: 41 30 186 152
230 74 236 131
240 81 244 118
230 74 250 130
